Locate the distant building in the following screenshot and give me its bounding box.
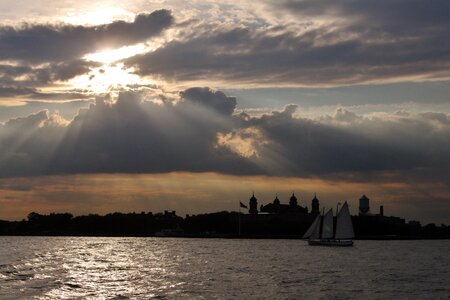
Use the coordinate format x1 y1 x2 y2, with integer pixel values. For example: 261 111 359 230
359 194 371 216
249 193 258 214
289 193 298 207
274 194 281 206
259 193 308 214
311 194 320 215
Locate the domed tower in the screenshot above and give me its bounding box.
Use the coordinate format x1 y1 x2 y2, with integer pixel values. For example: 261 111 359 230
311 193 320 215
289 192 298 207
273 194 280 206
272 194 280 213
249 193 258 214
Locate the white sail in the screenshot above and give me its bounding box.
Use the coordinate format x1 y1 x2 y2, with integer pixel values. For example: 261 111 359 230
321 209 334 239
311 215 321 239
335 202 354 239
303 214 321 239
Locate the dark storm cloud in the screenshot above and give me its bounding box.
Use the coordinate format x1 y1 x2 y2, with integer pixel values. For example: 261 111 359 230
0 60 98 103
126 1 450 86
0 85 92 101
280 0 450 33
29 91 93 101
0 9 173 63
180 87 237 115
0 10 172 105
241 106 450 178
0 64 32 77
34 60 101 83
1 89 450 185
0 88 256 177
0 86 35 97
0 60 100 88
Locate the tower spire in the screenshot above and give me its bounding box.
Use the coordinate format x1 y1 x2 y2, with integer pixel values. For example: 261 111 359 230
249 192 258 214
311 193 320 215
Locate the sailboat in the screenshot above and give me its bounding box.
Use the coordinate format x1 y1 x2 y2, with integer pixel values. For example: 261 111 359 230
303 201 354 246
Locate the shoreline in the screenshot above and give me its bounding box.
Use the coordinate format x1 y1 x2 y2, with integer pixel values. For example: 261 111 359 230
1 234 449 240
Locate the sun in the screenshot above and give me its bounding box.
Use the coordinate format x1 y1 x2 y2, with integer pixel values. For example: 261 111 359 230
83 44 148 64
69 63 146 94
68 44 156 93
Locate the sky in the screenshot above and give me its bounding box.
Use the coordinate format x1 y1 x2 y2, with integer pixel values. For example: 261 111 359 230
0 0 449 224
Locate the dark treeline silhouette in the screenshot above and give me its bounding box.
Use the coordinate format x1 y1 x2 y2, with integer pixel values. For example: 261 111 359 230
1 211 182 236
1 211 449 239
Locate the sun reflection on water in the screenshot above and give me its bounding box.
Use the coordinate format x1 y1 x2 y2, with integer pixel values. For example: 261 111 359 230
3 237 449 299
42 238 180 299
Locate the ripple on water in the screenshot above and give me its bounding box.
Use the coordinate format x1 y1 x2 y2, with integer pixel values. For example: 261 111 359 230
0 237 449 299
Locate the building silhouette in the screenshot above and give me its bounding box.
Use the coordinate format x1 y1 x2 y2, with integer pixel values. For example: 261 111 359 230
1 193 448 238
259 193 309 214
289 192 298 207
311 194 320 215
249 192 258 214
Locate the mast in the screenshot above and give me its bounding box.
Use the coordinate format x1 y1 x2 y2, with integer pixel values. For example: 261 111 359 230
320 207 325 238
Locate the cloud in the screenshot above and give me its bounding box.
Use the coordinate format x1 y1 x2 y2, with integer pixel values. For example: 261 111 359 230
0 86 35 97
125 1 450 87
0 88 257 177
0 86 94 103
1 60 100 87
0 89 449 188
37 60 102 83
2 2 449 108
180 87 237 115
320 107 362 124
0 100 92 125
239 106 450 179
0 60 100 107
0 10 173 105
279 0 450 34
0 9 174 64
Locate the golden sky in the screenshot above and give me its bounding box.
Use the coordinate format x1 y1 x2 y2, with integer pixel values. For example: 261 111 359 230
1 173 449 224
0 1 450 224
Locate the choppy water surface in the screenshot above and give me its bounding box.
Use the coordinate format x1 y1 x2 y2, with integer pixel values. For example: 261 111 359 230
0 237 449 299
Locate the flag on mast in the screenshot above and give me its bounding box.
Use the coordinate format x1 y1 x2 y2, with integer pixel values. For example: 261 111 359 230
239 202 248 209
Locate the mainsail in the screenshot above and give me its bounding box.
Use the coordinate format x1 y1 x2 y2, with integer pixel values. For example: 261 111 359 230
302 214 321 239
321 209 334 238
335 201 354 239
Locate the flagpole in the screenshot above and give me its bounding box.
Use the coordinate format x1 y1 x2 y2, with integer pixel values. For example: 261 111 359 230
238 203 241 236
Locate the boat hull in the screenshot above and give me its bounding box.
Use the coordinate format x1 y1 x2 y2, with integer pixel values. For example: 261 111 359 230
308 239 353 247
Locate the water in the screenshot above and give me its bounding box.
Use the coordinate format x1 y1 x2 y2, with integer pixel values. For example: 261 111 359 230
0 237 449 299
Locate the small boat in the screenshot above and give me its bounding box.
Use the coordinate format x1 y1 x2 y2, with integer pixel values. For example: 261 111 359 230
303 201 354 246
154 226 185 237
